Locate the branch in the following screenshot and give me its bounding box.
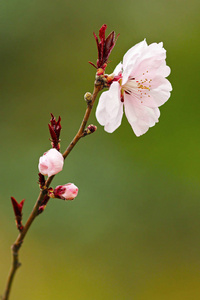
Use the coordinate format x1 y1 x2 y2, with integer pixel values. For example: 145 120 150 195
2 79 103 300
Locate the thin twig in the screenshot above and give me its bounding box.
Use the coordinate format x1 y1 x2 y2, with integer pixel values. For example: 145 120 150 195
2 80 103 300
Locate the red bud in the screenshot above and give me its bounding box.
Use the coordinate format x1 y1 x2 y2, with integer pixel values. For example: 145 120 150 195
48 114 62 151
89 24 119 70
11 197 25 231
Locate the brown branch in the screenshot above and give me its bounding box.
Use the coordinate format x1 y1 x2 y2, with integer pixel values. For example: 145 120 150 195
62 81 102 160
2 79 103 300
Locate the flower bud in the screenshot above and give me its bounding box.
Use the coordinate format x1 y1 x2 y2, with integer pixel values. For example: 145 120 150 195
37 205 46 215
54 183 78 200
84 92 92 103
38 148 64 177
48 113 62 151
96 68 104 76
83 124 97 137
89 24 119 70
11 197 25 231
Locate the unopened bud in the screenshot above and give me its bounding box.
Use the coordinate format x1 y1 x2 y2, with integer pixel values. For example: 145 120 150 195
48 114 62 150
96 68 104 76
54 183 78 201
38 148 64 177
83 124 97 137
48 187 55 198
87 124 97 133
84 92 92 103
38 205 46 215
11 197 25 231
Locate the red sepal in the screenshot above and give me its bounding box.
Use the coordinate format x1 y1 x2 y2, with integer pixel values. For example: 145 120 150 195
89 24 119 70
37 194 50 215
48 113 62 151
38 173 46 189
11 197 25 231
11 197 25 217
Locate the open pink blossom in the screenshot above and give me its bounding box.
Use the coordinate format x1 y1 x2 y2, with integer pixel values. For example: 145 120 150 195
54 183 78 200
38 148 64 177
96 39 172 136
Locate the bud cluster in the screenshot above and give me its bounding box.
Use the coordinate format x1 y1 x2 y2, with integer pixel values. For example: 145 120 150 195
36 114 79 214
10 23 117 234
89 24 119 71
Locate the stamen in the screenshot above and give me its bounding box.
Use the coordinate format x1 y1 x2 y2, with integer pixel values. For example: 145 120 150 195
125 90 131 95
122 74 153 102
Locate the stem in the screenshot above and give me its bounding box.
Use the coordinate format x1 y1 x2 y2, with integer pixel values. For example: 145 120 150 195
62 81 102 159
2 80 103 300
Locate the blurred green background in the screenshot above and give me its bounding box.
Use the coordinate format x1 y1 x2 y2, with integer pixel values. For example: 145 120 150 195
1 0 200 299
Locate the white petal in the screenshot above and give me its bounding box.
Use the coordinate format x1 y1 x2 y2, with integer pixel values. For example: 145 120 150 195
157 62 171 77
133 56 166 80
138 77 172 108
122 40 148 85
113 62 122 75
126 42 169 83
149 83 172 107
124 93 160 136
123 39 148 70
138 42 166 62
95 82 124 133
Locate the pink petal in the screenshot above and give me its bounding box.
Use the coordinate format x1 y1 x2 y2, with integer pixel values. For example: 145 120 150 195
123 40 148 70
139 77 172 108
138 42 166 62
38 148 64 177
122 40 148 85
95 82 124 133
125 41 169 84
157 62 171 77
133 57 166 80
124 93 160 136
113 62 123 75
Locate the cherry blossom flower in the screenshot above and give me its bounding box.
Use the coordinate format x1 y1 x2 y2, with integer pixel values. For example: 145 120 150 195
38 148 64 177
96 39 172 136
54 183 79 200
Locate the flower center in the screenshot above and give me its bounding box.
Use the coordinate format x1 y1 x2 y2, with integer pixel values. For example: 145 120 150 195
121 71 152 103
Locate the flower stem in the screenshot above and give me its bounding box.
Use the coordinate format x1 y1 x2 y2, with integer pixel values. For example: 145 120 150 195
2 80 103 300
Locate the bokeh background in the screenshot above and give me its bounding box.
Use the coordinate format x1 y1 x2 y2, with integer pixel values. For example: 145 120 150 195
1 0 200 299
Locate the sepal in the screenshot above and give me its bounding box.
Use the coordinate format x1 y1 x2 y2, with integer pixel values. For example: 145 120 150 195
37 194 50 215
89 24 119 70
38 173 46 189
11 197 25 231
48 113 62 151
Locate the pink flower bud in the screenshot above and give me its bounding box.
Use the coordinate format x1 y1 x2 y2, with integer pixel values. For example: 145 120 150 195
38 148 64 177
54 183 78 200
